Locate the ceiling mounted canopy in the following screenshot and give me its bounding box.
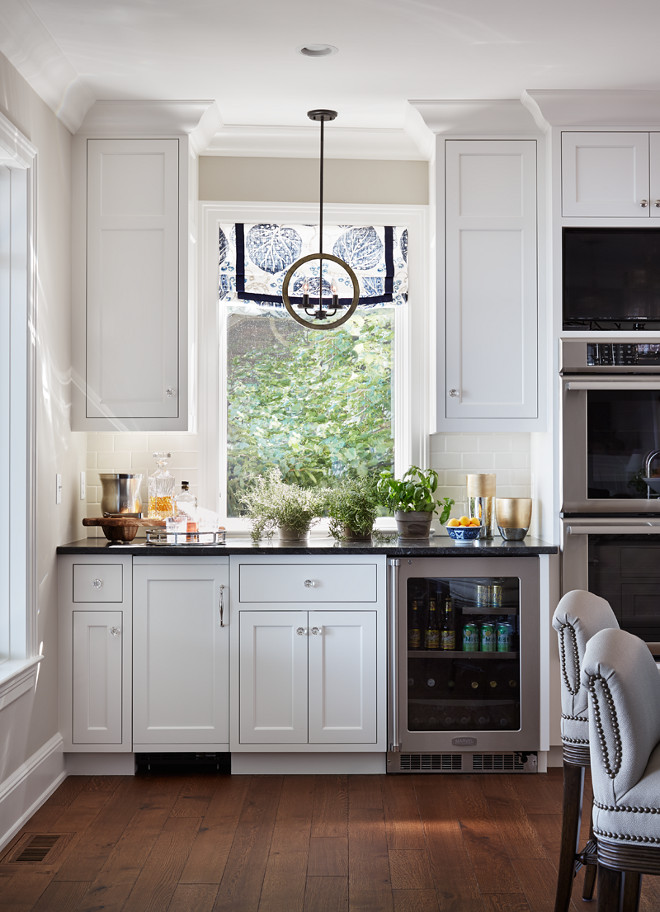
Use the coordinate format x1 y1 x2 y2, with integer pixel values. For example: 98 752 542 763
282 109 360 330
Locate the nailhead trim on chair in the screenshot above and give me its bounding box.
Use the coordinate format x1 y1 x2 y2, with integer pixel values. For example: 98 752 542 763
587 673 622 779
561 712 588 722
594 827 660 844
595 800 660 815
558 622 581 696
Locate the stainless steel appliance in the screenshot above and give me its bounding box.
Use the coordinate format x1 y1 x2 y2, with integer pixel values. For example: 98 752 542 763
560 338 660 652
387 557 540 773
561 339 660 514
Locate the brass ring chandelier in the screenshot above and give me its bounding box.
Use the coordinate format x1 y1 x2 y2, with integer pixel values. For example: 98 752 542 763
282 110 360 330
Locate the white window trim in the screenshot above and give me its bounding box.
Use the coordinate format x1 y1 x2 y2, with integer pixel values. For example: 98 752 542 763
198 201 431 533
0 111 39 698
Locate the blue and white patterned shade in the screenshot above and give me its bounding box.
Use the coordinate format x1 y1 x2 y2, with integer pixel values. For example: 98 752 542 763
219 223 408 310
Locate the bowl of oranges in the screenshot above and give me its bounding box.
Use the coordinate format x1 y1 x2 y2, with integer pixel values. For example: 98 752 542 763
446 515 482 542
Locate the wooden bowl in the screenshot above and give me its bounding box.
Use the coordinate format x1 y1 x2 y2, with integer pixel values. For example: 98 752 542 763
83 516 144 543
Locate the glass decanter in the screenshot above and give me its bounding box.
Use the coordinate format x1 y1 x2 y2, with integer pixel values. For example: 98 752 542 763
148 452 175 520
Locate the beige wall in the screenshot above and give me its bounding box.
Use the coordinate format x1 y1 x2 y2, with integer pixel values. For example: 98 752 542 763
0 53 84 773
199 156 428 205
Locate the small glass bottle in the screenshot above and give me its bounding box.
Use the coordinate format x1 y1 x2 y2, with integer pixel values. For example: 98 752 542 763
408 600 422 650
174 480 198 541
148 452 175 520
424 597 441 650
441 596 456 651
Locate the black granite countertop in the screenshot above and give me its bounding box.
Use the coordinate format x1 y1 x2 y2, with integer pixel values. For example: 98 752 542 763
57 535 557 557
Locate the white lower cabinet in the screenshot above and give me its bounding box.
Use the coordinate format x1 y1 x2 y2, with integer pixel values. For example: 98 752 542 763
132 557 229 751
238 609 377 745
59 554 133 751
231 555 387 754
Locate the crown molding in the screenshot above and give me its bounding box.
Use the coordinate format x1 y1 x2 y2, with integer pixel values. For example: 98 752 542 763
410 98 541 136
202 122 428 161
523 89 660 129
0 0 94 133
75 100 222 148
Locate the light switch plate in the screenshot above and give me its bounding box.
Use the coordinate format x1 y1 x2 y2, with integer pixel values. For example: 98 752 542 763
80 471 86 500
56 473 62 504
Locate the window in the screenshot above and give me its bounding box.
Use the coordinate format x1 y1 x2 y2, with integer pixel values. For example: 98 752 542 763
0 112 37 682
200 202 429 531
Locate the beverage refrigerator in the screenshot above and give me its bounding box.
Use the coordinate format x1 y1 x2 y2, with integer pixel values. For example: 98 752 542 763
387 557 541 773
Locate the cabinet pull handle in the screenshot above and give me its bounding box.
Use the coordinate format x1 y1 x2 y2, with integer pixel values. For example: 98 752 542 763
166 387 177 398
296 626 308 636
449 388 459 398
655 200 660 208
310 626 323 636
641 199 649 208
92 578 103 590
219 584 225 627
109 626 121 638
303 579 317 588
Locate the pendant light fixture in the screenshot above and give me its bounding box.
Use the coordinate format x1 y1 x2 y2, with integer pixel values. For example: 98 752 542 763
282 109 360 330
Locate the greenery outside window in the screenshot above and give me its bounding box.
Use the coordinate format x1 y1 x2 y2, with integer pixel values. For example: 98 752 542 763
199 203 430 532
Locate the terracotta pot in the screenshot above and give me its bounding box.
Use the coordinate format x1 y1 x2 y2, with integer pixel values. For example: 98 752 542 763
394 510 433 540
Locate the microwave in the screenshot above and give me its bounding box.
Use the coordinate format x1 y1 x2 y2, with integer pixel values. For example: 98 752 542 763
563 227 660 331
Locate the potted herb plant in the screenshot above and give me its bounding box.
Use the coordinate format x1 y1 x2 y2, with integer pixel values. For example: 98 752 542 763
325 474 381 542
241 468 326 543
377 465 454 539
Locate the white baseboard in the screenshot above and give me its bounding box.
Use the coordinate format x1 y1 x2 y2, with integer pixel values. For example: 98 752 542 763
0 733 65 851
65 753 136 775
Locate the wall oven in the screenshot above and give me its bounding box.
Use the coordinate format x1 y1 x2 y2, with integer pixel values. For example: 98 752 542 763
561 338 660 651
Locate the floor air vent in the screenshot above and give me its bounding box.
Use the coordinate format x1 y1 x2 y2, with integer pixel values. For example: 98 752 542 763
472 752 537 773
1 834 65 864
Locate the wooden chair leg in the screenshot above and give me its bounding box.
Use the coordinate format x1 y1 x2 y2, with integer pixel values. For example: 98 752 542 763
621 872 642 912
597 864 623 912
554 761 586 912
582 815 598 901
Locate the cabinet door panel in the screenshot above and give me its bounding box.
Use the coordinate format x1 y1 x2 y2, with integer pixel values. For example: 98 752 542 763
86 139 179 419
445 140 537 421
133 563 228 745
239 611 308 743
308 610 377 744
72 610 123 744
562 132 649 217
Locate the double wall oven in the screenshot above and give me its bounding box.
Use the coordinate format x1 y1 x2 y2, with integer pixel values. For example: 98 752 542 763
561 338 660 651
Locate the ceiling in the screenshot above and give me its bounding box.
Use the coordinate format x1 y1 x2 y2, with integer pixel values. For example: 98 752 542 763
3 0 660 158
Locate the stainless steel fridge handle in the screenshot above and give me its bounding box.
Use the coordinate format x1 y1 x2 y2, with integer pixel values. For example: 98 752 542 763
389 559 401 753
565 523 660 535
566 380 660 391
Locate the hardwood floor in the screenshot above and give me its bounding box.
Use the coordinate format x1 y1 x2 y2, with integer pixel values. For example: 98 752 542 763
1 767 659 912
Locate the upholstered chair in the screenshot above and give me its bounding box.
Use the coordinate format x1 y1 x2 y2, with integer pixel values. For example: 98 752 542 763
582 627 660 911
551 589 620 912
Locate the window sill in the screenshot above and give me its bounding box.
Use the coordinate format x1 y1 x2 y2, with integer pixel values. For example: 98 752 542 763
0 656 43 711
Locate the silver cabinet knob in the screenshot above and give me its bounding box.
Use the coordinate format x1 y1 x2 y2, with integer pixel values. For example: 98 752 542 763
449 388 459 398
109 626 121 638
166 387 177 398
296 626 308 636
303 579 318 588
641 199 649 208
92 578 103 590
310 626 323 636
655 200 660 208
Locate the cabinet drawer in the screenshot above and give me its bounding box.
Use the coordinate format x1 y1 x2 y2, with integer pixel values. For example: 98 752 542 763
73 563 124 602
238 563 378 603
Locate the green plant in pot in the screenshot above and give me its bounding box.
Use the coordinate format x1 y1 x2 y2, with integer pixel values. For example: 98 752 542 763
377 466 454 539
325 474 381 542
242 468 327 543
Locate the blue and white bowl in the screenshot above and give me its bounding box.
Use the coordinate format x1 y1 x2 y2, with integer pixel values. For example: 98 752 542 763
446 524 482 543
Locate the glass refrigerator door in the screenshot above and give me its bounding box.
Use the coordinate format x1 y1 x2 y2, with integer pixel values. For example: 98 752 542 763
406 576 520 733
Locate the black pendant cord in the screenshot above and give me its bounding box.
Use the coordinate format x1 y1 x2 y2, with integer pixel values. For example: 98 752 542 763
318 115 324 284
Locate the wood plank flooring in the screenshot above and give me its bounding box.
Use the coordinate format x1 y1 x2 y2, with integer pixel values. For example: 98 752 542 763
1 767 659 912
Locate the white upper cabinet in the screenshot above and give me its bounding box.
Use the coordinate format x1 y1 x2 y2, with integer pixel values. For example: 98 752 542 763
561 132 660 217
442 140 538 426
72 136 190 431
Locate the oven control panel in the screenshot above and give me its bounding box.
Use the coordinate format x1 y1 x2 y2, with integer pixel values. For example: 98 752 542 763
561 339 660 372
